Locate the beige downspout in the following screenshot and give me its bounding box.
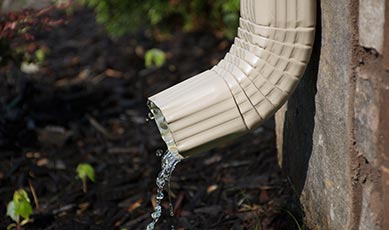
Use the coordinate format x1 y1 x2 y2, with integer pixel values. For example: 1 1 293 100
148 0 317 158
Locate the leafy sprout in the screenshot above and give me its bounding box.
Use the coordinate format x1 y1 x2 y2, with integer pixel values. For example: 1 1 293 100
6 189 33 230
145 48 166 68
34 48 46 65
76 163 95 193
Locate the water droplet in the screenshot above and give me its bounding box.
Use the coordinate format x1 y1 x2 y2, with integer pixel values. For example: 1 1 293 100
156 192 164 200
156 178 164 188
169 202 174 216
156 149 164 157
151 205 161 219
146 112 155 121
146 222 154 230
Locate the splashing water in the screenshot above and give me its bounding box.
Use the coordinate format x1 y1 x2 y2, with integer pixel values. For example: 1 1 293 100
146 112 155 122
146 150 181 230
147 101 184 230
156 149 164 157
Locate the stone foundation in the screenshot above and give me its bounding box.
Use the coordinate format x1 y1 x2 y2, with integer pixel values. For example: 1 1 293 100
275 0 389 229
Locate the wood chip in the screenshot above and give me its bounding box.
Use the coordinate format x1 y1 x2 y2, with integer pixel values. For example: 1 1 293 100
105 69 123 78
86 115 116 140
173 191 185 215
127 199 142 213
203 155 222 165
207 184 218 194
108 147 139 155
36 158 49 166
26 152 41 158
78 202 90 212
194 205 222 215
151 194 156 209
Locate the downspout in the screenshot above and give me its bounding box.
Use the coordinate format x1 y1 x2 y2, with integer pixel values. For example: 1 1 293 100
148 0 317 158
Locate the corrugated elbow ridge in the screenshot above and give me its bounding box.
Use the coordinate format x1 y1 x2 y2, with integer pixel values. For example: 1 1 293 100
149 0 316 156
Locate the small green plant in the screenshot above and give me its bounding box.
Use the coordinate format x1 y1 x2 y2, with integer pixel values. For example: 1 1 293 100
6 189 33 230
81 0 240 38
34 48 46 65
76 163 95 193
145 48 166 68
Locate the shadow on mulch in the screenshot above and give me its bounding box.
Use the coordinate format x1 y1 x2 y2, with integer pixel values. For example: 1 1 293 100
0 8 303 230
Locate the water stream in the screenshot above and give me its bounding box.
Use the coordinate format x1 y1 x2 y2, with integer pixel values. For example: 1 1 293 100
146 102 184 230
146 150 181 230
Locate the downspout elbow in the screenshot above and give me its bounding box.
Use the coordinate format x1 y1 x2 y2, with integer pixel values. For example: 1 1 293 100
148 0 317 158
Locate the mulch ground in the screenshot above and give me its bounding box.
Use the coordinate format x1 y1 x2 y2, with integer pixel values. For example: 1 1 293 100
0 8 302 230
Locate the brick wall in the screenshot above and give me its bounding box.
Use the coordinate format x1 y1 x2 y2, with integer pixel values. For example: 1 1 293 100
275 0 389 229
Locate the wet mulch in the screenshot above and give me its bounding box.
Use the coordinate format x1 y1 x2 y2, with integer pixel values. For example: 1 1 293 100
0 8 301 230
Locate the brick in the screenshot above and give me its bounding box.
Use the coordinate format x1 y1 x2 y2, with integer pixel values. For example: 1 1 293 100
276 0 356 229
359 0 385 53
355 67 380 165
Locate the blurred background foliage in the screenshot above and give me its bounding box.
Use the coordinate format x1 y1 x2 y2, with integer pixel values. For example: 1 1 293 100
80 0 240 38
1 0 240 67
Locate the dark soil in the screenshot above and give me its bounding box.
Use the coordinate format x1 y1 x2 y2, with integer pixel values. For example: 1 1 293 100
0 8 301 230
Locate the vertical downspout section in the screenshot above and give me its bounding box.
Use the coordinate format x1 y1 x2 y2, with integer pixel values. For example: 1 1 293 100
148 0 317 158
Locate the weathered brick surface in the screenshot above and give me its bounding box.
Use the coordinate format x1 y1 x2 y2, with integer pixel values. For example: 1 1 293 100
354 62 386 230
276 1 388 229
359 0 385 53
355 67 380 166
359 181 382 230
380 75 389 230
275 1 355 229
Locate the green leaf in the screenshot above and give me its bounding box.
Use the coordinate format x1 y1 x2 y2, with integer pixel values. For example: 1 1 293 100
148 8 162 25
221 0 240 12
145 49 166 68
35 48 46 64
13 189 30 204
16 200 33 220
81 0 240 38
76 163 95 182
6 201 18 222
7 189 33 223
